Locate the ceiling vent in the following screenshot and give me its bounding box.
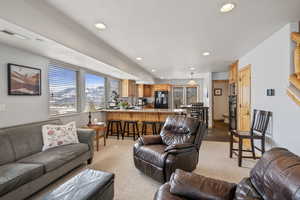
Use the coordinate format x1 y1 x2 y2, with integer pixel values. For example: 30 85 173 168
0 30 15 36
0 30 29 40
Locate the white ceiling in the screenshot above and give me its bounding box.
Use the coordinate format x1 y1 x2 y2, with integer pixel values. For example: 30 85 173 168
46 0 300 79
0 18 139 80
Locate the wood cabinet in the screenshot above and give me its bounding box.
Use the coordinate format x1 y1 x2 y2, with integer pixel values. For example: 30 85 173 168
229 61 238 84
121 80 136 97
137 84 153 97
152 84 171 96
152 84 171 92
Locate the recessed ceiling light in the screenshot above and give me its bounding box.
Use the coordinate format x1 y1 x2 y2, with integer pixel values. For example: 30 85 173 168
95 23 107 30
151 69 156 72
202 52 211 56
220 3 235 13
190 67 195 70
160 77 164 79
136 57 143 61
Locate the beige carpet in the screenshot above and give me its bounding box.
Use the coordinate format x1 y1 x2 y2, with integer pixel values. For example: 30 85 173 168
30 139 256 200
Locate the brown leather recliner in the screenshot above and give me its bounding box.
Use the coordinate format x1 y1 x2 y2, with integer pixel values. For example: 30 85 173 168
154 147 300 200
133 116 207 183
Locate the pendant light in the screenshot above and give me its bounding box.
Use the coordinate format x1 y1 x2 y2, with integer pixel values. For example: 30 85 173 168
187 72 197 85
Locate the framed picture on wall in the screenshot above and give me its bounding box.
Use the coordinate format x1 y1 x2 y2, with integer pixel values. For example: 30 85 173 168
214 88 222 96
7 63 41 96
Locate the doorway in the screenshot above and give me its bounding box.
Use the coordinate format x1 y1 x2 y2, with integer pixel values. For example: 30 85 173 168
205 80 230 142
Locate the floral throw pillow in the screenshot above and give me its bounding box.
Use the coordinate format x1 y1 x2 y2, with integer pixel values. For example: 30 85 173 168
42 121 79 151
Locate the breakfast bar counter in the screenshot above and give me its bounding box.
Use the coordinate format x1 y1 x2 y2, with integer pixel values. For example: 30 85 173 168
103 109 186 122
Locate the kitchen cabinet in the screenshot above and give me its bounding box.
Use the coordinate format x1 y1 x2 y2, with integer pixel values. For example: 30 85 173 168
121 80 136 97
143 85 153 97
137 84 153 98
152 84 171 92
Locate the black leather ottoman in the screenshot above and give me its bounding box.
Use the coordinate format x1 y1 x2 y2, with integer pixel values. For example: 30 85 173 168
43 169 114 200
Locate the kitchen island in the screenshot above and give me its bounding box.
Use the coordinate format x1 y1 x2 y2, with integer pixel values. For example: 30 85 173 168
103 109 187 135
104 108 186 122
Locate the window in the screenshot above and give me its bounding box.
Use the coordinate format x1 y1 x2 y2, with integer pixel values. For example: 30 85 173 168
49 65 78 116
85 73 105 109
173 87 184 108
109 79 120 97
186 87 198 105
172 86 199 108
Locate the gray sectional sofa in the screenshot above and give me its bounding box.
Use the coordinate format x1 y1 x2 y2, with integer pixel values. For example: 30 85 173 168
0 119 95 200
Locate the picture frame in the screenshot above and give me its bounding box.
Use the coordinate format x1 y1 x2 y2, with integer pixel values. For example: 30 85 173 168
214 88 222 96
7 63 41 96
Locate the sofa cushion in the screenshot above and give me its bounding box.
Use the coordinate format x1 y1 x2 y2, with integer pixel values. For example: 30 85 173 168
160 116 199 145
134 145 167 168
0 134 15 165
1 119 62 160
42 121 79 151
18 143 89 172
0 163 44 196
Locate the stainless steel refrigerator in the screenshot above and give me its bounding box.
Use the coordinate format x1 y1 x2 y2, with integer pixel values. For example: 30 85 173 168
154 91 169 109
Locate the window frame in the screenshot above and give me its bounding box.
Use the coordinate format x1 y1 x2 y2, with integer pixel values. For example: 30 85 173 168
48 64 80 117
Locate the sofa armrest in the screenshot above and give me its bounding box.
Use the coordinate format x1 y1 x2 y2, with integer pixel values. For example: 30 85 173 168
170 169 236 200
77 128 96 159
140 135 163 145
165 143 195 152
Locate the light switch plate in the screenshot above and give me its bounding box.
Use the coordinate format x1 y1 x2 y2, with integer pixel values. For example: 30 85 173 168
0 104 6 112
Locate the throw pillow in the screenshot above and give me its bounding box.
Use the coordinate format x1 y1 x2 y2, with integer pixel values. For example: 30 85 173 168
42 121 79 151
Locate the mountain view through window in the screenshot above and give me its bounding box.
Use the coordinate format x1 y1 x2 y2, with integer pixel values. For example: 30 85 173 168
85 73 105 109
49 66 77 116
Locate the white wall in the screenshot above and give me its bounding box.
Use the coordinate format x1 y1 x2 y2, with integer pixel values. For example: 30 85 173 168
213 81 229 120
0 43 49 127
0 43 106 128
239 23 300 154
201 72 213 127
212 72 229 80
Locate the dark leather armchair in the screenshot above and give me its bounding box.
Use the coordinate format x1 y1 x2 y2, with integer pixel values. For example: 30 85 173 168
154 147 300 200
133 116 207 183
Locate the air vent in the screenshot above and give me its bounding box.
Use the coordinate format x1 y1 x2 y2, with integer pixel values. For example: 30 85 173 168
0 30 29 40
1 30 15 35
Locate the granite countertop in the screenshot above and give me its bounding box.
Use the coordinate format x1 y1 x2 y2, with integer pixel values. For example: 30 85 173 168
102 108 186 113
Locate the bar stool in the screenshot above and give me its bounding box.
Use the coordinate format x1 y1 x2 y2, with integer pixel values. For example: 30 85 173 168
157 121 165 134
123 120 139 140
106 120 123 140
141 121 158 135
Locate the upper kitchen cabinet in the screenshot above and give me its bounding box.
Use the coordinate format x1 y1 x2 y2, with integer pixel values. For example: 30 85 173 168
121 80 136 97
137 84 153 97
229 61 238 84
152 84 171 92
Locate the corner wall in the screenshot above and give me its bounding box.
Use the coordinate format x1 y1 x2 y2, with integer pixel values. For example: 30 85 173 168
238 23 300 154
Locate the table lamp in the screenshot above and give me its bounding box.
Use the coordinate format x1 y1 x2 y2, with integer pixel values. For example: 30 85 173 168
84 102 97 126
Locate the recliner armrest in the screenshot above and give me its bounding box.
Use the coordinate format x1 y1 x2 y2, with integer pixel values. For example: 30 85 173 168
165 143 195 152
139 135 163 145
77 128 96 154
170 169 236 200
